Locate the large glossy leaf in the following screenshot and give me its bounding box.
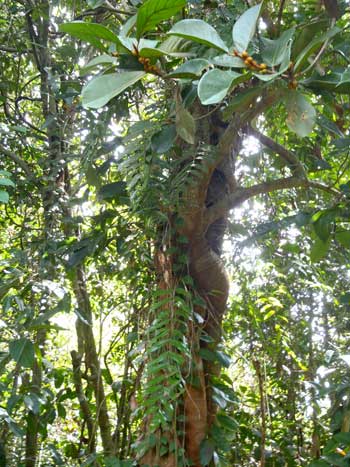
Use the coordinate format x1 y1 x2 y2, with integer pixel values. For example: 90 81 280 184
176 107 196 144
0 177 15 187
82 71 145 109
151 125 176 153
294 26 341 72
285 92 316 137
216 413 239 432
59 22 120 51
210 55 246 68
9 338 35 368
168 20 228 52
136 0 186 38
292 20 327 59
80 55 118 75
261 28 295 66
198 69 243 105
232 2 263 52
167 59 210 79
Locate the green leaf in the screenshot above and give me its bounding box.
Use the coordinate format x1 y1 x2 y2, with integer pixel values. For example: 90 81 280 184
215 350 231 368
168 19 228 52
9 338 35 368
198 69 243 105
157 36 194 58
285 92 316 137
136 0 186 38
232 2 263 53
339 293 350 305
151 125 177 153
318 115 343 137
294 26 341 72
168 59 210 79
323 454 348 467
59 22 121 51
199 439 215 466
0 177 15 188
308 461 330 467
120 15 137 37
24 394 41 414
82 71 145 109
105 456 122 467
176 107 196 144
223 86 262 118
118 37 158 53
0 190 9 204
254 42 291 81
81 54 118 74
310 237 330 262
261 28 295 67
303 70 350 94
210 54 246 68
292 20 327 59
199 348 217 362
334 432 350 445
335 230 350 248
98 181 128 201
217 413 238 432
313 209 336 242
336 68 350 88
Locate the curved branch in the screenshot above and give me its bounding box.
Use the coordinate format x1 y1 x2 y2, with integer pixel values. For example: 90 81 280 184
0 143 37 181
247 126 306 178
204 176 340 227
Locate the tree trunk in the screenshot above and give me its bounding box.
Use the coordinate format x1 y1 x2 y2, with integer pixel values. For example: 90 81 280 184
140 103 234 466
72 266 115 456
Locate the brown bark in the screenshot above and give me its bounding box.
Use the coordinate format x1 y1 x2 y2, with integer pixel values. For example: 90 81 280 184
24 330 45 467
24 3 58 464
253 359 267 467
71 350 96 453
73 266 115 456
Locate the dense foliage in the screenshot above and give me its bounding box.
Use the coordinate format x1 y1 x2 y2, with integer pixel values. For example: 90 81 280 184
1 0 350 466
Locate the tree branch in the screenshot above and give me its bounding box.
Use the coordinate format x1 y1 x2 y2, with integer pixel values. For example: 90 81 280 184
277 0 286 33
217 88 284 168
0 143 37 181
204 176 340 227
0 45 30 54
247 126 306 178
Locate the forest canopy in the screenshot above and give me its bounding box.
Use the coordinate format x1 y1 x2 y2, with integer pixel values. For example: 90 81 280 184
1 1 350 467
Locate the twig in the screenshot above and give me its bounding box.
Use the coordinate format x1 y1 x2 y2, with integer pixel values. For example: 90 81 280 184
0 143 37 181
247 126 306 178
204 176 340 227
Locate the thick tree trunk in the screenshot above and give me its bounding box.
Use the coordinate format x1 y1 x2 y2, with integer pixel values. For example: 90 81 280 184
141 104 234 466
